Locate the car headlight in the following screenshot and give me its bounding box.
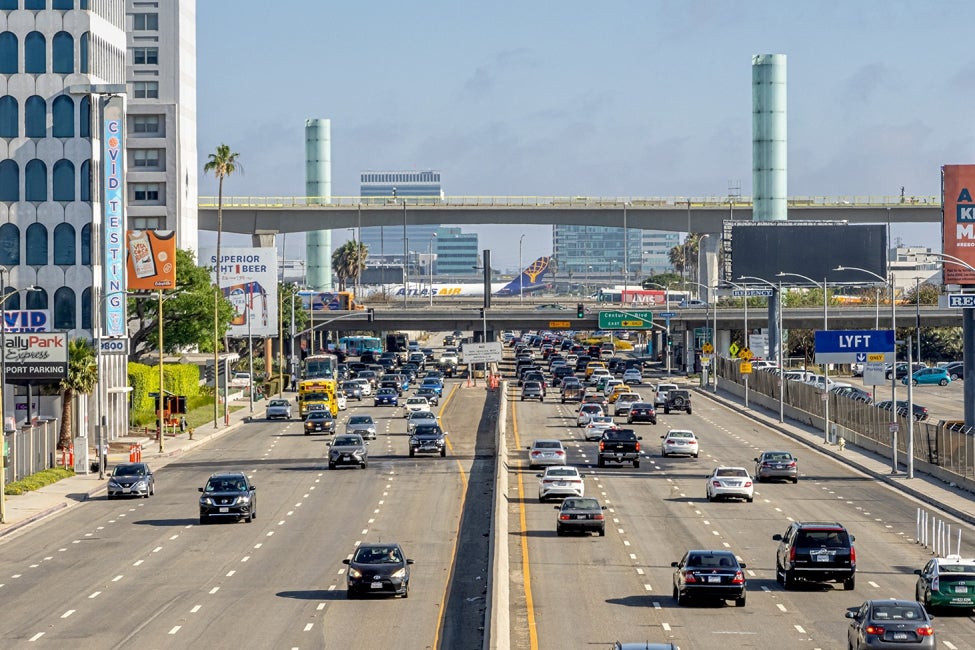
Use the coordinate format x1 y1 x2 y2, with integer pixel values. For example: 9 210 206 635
391 568 407 579
133 480 147 489
235 495 251 505
108 479 120 487
200 497 214 505
348 567 362 579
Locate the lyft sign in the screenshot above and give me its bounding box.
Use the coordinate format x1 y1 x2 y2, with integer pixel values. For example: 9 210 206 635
815 330 895 364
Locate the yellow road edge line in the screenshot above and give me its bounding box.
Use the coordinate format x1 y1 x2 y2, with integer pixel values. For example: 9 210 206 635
511 398 539 649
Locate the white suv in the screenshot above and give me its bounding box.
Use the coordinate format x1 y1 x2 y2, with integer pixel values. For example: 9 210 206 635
654 383 678 408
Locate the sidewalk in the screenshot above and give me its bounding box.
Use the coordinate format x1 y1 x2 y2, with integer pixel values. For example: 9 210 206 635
694 381 975 528
0 398 265 538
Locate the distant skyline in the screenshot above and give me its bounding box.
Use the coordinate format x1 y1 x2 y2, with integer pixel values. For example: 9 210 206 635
195 0 960 272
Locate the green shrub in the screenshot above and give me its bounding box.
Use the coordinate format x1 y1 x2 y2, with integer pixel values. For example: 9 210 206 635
4 467 75 495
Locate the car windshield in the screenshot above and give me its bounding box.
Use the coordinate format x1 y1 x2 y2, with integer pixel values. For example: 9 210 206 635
353 547 403 564
534 441 562 449
349 416 372 424
268 400 288 407
870 604 924 620
545 468 579 477
686 553 736 568
764 452 793 461
334 437 361 446
564 498 599 510
716 468 749 477
113 464 145 476
378 389 395 395
669 431 695 439
413 425 443 436
206 477 245 492
798 530 850 547
604 430 635 441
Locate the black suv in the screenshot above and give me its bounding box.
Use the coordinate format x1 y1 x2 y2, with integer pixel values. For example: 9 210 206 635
409 424 447 457
773 521 856 590
663 389 692 415
198 472 257 524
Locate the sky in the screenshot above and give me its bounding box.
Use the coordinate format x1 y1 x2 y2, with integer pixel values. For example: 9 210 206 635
194 0 968 273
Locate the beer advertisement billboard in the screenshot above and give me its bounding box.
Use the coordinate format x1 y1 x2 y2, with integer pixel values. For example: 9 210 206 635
200 247 278 338
126 230 177 290
943 164 975 286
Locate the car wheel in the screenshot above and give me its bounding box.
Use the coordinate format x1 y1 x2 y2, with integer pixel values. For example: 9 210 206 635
402 584 409 598
784 569 796 589
912 379 919 386
664 408 670 414
951 373 960 381
347 589 358 600
651 419 657 425
756 475 764 483
247 511 254 523
440 447 446 457
940 378 949 386
361 462 367 469
844 575 856 591
792 477 798 484
632 460 640 469
597 457 605 468
598 527 605 536
686 407 692 415
775 565 784 585
707 492 713 502
305 431 310 436
199 515 209 525
735 594 746 608
746 496 754 503
693 453 699 458
328 461 336 469
676 589 687 606
673 397 685 408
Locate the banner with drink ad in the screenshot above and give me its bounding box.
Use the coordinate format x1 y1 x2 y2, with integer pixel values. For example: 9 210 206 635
126 230 177 290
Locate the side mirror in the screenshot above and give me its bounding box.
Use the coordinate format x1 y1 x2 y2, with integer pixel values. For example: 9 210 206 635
406 559 415 565
739 562 747 569
553 505 560 510
753 458 759 462
772 534 783 541
670 561 679 568
342 559 351 565
536 473 543 478
850 535 855 542
844 611 856 620
198 487 204 492
637 436 643 440
250 485 257 490
601 506 607 510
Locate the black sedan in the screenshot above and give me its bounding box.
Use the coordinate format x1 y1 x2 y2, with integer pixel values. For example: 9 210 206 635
198 472 257 524
626 402 657 424
304 411 335 435
845 599 936 649
555 497 606 536
672 549 747 607
875 400 929 421
343 543 414 598
107 462 154 499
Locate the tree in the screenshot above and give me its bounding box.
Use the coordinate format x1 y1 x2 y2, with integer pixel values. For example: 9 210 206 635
58 338 97 450
331 241 368 291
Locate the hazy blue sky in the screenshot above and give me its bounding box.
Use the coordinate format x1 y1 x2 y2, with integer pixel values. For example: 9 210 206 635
196 0 965 272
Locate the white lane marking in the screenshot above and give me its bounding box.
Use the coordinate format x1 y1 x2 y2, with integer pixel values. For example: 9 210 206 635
747 570 756 577
241 556 250 562
29 632 44 642
152 546 163 553
629 553 637 560
317 603 326 610
944 641 958 650
191 605 201 613
794 625 806 634
89 591 101 598
712 530 720 536
777 603 788 612
227 570 236 577
209 587 220 594
278 520 286 526
722 542 731 548
644 584 653 591
266 531 274 537
761 586 771 592
169 534 179 540
868 581 880 588
623 540 631 546
254 543 262 549
168 626 181 635
60 610 75 618
362 529 369 535
636 568 645 575
112 575 123 582
662 623 671 631
287 511 294 516
304 623 314 632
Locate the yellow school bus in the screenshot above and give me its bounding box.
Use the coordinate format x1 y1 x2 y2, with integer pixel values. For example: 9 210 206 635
297 379 338 418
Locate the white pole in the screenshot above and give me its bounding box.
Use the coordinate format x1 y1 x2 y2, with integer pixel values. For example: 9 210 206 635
916 508 921 545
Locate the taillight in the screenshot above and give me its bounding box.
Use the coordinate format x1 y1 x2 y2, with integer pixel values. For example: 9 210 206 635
865 625 885 635
916 626 934 637
762 462 772 467
712 481 721 487
593 514 604 520
556 450 565 456
850 545 856 566
683 571 697 583
666 440 676 445
559 514 571 521
599 442 606 452
744 481 753 487
789 545 796 564
732 571 744 584
787 461 796 468
635 442 640 452
932 576 939 591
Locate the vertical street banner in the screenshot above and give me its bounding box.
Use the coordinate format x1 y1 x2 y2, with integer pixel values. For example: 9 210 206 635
200 247 278 337
126 230 177 290
102 95 127 336
943 164 975 286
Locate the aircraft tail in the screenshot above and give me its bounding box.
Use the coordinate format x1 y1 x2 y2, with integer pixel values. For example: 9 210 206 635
495 256 552 295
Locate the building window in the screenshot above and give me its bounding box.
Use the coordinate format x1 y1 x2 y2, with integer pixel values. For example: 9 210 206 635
132 183 161 203
52 31 73 73
0 0 17 10
25 95 46 137
53 159 75 201
54 223 75 265
26 288 47 310
129 216 164 230
25 160 47 201
54 287 75 329
0 223 19 265
53 0 74 9
81 223 91 265
0 32 17 74
131 149 162 169
1 287 18 310
133 47 158 65
133 13 159 30
52 95 73 137
80 159 91 201
25 32 46 74
79 32 88 73
0 160 17 201
26 223 48 265
81 287 91 329
133 81 159 99
80 95 90 137
26 0 46 9
132 114 161 134
0 96 16 137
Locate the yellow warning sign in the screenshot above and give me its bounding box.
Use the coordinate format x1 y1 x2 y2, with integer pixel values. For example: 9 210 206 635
867 353 885 362
738 347 754 361
740 361 753 374
702 342 714 354
729 342 740 357
548 321 571 329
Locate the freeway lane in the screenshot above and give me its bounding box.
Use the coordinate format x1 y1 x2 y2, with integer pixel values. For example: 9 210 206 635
0 379 488 649
506 384 975 649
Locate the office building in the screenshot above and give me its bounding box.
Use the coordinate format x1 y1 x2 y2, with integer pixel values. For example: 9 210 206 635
433 226 477 278
357 170 441 265
552 225 649 283
642 231 681 274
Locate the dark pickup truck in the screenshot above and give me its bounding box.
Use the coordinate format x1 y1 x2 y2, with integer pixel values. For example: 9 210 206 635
597 428 643 468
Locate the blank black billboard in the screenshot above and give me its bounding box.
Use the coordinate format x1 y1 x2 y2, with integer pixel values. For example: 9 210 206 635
729 223 888 286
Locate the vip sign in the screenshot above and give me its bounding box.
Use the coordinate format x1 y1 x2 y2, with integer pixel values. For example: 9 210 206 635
943 164 975 285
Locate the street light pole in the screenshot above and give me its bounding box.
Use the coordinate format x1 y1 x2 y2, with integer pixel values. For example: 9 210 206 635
721 279 750 407
644 281 674 374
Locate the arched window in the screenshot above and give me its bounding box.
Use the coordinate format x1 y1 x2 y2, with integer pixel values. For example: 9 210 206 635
1 287 19 310
27 287 48 311
0 32 17 74
79 95 91 137
54 223 75 264
0 96 17 137
54 0 74 9
81 287 92 329
0 1 18 11
24 32 46 74
25 96 46 138
0 223 20 265
0 160 18 201
52 95 73 137
26 223 48 265
80 159 91 201
79 32 89 74
25 160 47 201
54 287 76 330
53 159 74 201
52 32 73 74
81 223 91 265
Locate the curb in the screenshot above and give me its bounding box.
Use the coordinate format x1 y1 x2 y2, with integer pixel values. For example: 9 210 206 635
695 386 975 527
0 502 68 538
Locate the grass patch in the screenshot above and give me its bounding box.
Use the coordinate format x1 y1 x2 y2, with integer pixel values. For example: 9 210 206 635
4 467 75 496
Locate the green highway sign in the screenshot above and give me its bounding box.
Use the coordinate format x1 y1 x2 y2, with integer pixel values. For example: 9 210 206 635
598 309 654 329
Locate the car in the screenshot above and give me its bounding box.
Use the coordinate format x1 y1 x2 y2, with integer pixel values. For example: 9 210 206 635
598 428 643 467
661 429 699 458
845 599 935 649
612 644 680 650
875 399 930 421
374 387 399 407
328 434 368 469
773 521 856 590
577 403 605 426
304 411 335 435
534 302 567 310
602 378 625 396
678 299 708 309
419 377 444 396
583 415 617 441
663 389 692 414
521 380 545 401
830 385 873 403
753 450 799 483
343 542 413 599
705 466 754 502
407 410 439 434
336 393 347 411
671 549 747 607
654 383 679 408
581 393 609 413
415 387 441 405
914 554 975 611
106 462 154 499
198 472 257 524
527 439 567 468
537 465 585 501
886 361 927 380
555 497 606 536
613 392 642 416
403 396 431 415
903 367 951 386
626 402 657 425
379 378 403 395
340 380 363 401
622 368 643 385
945 361 965 381
345 414 377 440
350 378 372 396
560 381 584 403
409 423 447 457
265 398 293 420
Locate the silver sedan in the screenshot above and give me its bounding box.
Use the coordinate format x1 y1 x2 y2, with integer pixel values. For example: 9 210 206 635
753 450 798 483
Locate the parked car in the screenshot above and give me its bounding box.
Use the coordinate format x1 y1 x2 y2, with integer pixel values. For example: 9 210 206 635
914 554 975 611
327 434 369 469
774 521 856 590
886 362 927 380
903 367 951 386
198 472 257 524
875 400 930 422
107 462 154 499
945 361 965 381
672 549 747 607
845 600 935 650
343 542 413 599
555 497 606 536
526 439 567 469
753 450 799 483
830 385 873 403
705 466 754 502
265 398 293 420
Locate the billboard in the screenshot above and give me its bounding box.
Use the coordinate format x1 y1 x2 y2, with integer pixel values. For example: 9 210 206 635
201 247 278 337
102 95 126 337
728 222 887 286
3 333 69 382
942 164 975 285
126 230 177 290
2 310 50 332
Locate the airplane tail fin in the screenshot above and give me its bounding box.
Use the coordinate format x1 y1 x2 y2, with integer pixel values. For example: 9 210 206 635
496 256 552 295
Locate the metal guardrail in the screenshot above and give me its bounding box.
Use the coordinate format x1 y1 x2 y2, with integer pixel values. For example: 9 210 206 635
5 419 59 483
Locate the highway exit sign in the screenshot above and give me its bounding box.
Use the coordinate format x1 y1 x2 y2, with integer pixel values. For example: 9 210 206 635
598 309 653 329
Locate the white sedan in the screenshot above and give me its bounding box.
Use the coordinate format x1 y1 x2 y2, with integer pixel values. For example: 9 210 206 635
537 465 585 501
705 467 754 502
403 396 431 416
661 429 699 458
527 439 567 469
583 415 616 441
577 404 605 427
622 368 643 384
337 393 348 411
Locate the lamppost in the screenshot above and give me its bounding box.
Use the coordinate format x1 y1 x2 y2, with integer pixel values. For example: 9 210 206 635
519 234 525 304
777 271 831 443
740 275 784 422
586 265 592 296
348 228 357 298
720 279 750 407
428 233 437 308
686 280 716 391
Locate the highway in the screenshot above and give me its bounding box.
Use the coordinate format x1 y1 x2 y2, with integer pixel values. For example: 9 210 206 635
503 375 975 649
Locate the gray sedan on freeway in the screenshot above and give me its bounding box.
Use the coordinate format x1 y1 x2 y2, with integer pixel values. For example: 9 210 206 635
754 450 799 483
265 398 293 420
346 414 377 440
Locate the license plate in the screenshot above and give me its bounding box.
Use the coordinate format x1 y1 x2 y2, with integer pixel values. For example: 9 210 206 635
956 586 969 593
574 514 587 519
708 576 721 583
557 482 567 486
371 582 383 589
343 455 351 460
815 555 830 562
219 507 229 513
122 487 131 493
893 632 907 640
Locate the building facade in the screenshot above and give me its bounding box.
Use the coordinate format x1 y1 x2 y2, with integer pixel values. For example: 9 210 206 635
357 170 441 269
433 226 477 278
552 224 651 284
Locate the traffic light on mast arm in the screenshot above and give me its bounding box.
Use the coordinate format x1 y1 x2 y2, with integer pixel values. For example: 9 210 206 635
577 303 585 318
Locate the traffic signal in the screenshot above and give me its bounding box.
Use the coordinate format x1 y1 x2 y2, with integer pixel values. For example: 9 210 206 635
204 365 215 384
577 303 585 318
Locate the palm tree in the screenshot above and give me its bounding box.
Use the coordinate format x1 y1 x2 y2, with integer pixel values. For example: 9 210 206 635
58 338 97 450
331 241 368 291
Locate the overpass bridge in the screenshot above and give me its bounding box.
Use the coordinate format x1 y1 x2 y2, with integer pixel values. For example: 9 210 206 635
198 195 941 236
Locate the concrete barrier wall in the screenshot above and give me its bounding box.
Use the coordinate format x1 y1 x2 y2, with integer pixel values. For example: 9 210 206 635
487 381 510 650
